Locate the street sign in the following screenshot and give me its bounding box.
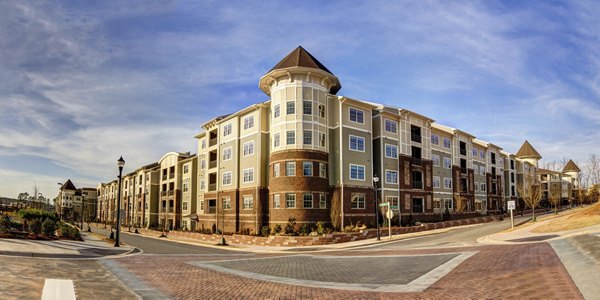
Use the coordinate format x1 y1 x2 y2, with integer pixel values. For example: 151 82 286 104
379 202 389 207
390 205 399 210
507 201 516 210
386 209 394 219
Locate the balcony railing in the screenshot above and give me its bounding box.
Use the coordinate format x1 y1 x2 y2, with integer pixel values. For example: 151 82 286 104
411 134 421 143
169 173 174 179
460 167 467 174
161 191 167 196
168 190 174 196
207 207 216 214
412 181 423 189
208 183 217 191
162 175 167 181
209 137 217 147
460 148 467 156
209 160 217 169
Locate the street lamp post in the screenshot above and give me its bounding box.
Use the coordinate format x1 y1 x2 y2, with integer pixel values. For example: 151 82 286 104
80 193 85 229
373 175 380 241
115 156 125 247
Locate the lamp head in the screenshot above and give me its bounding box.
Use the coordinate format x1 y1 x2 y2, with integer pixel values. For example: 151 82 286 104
373 175 379 183
117 156 125 169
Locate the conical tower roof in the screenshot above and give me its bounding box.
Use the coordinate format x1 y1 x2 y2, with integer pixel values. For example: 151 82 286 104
269 46 334 74
563 159 581 173
516 140 542 159
60 179 77 191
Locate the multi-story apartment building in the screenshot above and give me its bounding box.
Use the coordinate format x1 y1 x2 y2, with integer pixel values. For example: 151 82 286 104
56 179 97 222
96 46 582 234
562 159 581 201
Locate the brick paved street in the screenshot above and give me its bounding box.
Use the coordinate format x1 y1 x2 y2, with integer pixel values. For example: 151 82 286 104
114 242 582 299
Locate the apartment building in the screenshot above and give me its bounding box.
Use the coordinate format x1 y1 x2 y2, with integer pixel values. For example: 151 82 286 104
96 46 581 234
56 179 98 222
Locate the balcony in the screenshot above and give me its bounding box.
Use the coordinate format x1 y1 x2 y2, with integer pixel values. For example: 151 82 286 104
162 175 167 181
412 181 423 189
460 148 467 156
161 191 167 196
159 208 175 213
169 173 174 179
208 183 217 191
168 190 174 196
460 167 467 174
209 137 217 147
411 134 421 143
209 160 217 169
207 207 216 214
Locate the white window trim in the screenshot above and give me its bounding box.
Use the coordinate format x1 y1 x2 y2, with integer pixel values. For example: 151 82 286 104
242 168 254 183
385 169 398 184
222 171 232 186
384 119 397 133
243 141 254 157
243 115 254 130
243 195 253 210
303 193 313 208
432 154 440 166
223 147 232 161
349 107 365 124
443 157 452 169
444 177 452 189
349 164 366 181
349 135 365 152
223 123 233 136
385 144 398 159
433 176 441 188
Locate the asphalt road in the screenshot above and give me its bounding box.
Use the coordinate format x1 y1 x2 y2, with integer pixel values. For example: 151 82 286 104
91 226 245 255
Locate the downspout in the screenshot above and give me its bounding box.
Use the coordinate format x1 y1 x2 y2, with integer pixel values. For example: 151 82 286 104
339 98 344 230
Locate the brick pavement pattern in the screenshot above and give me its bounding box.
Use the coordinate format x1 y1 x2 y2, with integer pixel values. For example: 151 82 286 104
115 243 583 299
0 256 138 300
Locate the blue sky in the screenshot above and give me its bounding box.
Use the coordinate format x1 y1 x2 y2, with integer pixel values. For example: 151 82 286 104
1 1 600 198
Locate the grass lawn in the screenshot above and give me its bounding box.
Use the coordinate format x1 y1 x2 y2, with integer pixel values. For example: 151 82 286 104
532 202 600 233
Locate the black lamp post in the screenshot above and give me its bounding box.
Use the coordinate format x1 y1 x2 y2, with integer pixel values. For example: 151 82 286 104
80 192 85 229
373 175 380 241
115 156 125 247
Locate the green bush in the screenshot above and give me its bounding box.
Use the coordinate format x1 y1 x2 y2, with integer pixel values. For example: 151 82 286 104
68 226 80 240
316 221 325 235
42 218 57 237
272 224 282 235
284 217 297 235
0 215 12 234
18 208 58 222
260 226 270 237
299 224 310 236
29 219 42 235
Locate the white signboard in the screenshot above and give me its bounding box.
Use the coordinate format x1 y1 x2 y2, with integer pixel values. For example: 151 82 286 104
386 209 394 219
507 200 516 210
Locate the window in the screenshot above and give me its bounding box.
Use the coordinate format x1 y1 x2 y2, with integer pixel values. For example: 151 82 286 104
385 170 398 184
183 182 188 192
273 194 280 208
286 130 295 145
273 163 280 177
412 198 424 213
222 197 231 210
274 104 280 118
387 196 399 209
223 147 232 161
183 164 189 174
286 193 296 208
318 104 325 118
432 154 440 166
480 183 486 192
319 162 327 178
480 165 486 175
201 140 206 149
199 200 204 211
480 150 485 159
411 125 421 143
350 164 365 180
182 220 188 230
475 200 482 211
286 101 295 114
273 133 280 147
412 171 423 189
319 132 326 147
303 101 312 115
443 137 451 148
351 193 365 209
201 160 206 170
243 168 254 183
433 198 441 210
244 116 254 130
303 162 313 176
431 134 439 145
444 198 453 211
243 141 254 156
183 201 188 211
200 180 205 190
349 107 364 123
474 182 479 191
243 195 253 210
286 161 296 176
472 148 478 157
443 157 452 169
433 176 440 188
303 130 312 145
222 172 232 185
384 119 397 133
303 193 313 208
444 178 452 189
385 144 398 158
349 135 365 151
319 193 326 208
223 124 232 136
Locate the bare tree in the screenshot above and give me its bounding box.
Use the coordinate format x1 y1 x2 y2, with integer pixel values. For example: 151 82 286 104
548 182 561 215
517 172 542 221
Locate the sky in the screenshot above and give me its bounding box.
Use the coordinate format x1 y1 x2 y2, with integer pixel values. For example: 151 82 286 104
2 0 600 199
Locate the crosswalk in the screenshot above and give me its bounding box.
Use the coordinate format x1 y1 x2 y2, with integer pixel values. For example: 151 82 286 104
41 279 76 300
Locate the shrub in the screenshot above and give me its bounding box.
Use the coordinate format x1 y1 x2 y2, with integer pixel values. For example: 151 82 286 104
299 224 310 236
316 222 325 235
68 226 80 240
284 217 297 235
260 226 270 237
0 215 12 234
272 224 282 235
42 218 57 237
29 219 42 235
18 208 58 222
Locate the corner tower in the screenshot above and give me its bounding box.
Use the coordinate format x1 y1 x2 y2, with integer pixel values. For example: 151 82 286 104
516 140 542 167
260 46 341 228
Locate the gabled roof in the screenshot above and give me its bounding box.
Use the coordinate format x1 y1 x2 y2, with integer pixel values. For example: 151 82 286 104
269 46 333 75
563 159 581 173
516 140 542 159
60 179 77 191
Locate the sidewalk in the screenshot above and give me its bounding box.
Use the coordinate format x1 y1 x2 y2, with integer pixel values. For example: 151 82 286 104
0 230 137 259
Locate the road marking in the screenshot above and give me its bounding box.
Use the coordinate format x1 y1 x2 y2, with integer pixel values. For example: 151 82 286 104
41 279 76 300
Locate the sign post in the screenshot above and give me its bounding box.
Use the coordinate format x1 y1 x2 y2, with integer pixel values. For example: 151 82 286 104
507 200 516 229
385 202 394 239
